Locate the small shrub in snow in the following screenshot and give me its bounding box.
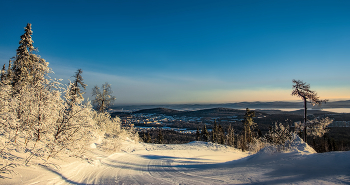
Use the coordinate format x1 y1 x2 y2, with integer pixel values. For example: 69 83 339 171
306 117 333 138
246 123 294 153
93 112 139 152
266 123 293 147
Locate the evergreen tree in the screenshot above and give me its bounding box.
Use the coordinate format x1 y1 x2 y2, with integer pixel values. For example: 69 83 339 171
211 120 217 143
71 69 86 100
257 129 263 138
242 108 256 150
201 125 209 142
227 124 235 147
146 132 152 143
6 60 13 84
218 124 225 144
157 129 164 144
1 64 6 82
11 23 50 91
196 127 201 141
142 132 147 142
92 82 116 112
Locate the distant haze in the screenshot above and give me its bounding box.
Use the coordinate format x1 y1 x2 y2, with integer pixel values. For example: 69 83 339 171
110 100 350 113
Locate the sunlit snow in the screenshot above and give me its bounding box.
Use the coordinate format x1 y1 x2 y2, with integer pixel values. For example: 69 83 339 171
3 137 350 185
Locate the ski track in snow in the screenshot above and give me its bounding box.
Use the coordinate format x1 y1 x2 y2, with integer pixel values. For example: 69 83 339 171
4 141 350 185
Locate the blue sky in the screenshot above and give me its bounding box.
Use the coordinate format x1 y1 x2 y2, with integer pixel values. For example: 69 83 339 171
1 0 350 105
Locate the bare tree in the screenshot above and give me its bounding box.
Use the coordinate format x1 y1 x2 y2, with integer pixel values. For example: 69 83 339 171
92 83 116 113
291 79 328 142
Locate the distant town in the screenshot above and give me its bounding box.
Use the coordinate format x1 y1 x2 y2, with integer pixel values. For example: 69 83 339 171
111 107 350 135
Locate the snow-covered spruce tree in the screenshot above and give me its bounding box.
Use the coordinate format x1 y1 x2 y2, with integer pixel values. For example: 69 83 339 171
146 132 152 143
157 129 164 144
196 127 200 141
70 69 86 101
242 108 256 151
226 124 235 147
11 23 51 93
201 124 209 142
0 64 6 82
218 124 225 144
211 120 217 143
92 82 116 113
0 23 66 164
291 79 327 142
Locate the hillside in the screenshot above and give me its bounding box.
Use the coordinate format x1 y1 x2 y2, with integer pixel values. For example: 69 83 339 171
132 107 266 117
133 107 183 115
111 100 350 112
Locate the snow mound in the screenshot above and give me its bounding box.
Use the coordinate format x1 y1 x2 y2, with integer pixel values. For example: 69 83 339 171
288 135 316 154
246 135 316 162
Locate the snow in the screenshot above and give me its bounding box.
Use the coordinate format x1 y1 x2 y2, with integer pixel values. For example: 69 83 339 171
2 138 350 185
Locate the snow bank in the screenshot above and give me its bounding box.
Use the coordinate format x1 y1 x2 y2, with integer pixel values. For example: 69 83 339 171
245 135 316 163
288 134 316 154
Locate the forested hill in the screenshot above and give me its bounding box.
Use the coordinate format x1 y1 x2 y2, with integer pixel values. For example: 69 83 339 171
132 107 267 117
133 108 182 115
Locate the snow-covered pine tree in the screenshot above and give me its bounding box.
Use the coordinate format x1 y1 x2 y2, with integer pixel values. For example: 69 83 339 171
70 69 86 100
1 64 6 82
6 60 13 85
227 124 235 147
11 23 51 92
243 108 256 145
196 127 200 141
218 124 225 144
201 125 209 142
1 24 63 163
157 130 164 144
211 120 217 143
146 132 152 143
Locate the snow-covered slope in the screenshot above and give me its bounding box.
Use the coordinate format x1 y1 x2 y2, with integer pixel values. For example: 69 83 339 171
3 138 350 185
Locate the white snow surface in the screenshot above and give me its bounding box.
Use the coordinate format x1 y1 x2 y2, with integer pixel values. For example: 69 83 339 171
3 138 350 185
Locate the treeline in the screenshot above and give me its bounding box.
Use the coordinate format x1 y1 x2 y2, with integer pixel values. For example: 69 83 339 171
141 108 337 153
0 24 138 174
139 129 196 144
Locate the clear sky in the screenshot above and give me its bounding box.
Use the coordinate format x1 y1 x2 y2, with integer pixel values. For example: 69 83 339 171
1 0 350 105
